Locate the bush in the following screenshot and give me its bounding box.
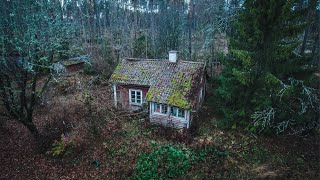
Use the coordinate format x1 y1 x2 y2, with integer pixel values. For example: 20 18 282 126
134 144 229 179
48 133 76 157
135 144 195 179
83 63 96 75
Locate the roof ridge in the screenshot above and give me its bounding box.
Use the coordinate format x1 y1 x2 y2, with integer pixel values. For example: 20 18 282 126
180 60 205 64
125 58 167 61
125 58 205 65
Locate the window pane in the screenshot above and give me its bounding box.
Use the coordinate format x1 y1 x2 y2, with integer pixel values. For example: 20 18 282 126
136 91 141 96
131 91 135 98
130 92 135 102
171 107 177 116
161 104 168 114
137 98 141 103
154 103 160 113
129 90 144 104
129 90 135 103
178 109 185 118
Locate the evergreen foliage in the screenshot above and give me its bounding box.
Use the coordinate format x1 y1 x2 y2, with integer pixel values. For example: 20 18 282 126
0 0 75 138
135 145 194 179
133 33 154 58
215 0 319 134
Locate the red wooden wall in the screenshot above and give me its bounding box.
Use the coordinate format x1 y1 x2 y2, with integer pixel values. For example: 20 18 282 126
65 63 85 74
116 84 149 110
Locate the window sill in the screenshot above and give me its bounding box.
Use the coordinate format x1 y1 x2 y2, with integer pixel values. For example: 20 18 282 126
153 112 168 116
130 103 143 106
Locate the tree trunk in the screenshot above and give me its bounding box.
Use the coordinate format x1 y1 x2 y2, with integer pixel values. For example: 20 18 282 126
94 0 99 40
59 0 64 22
300 27 309 55
133 0 137 40
301 0 317 56
22 120 40 139
188 0 193 60
150 0 155 51
312 31 319 55
104 1 110 30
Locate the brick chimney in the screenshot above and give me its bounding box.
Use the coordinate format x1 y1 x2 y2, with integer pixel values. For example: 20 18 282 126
169 50 178 63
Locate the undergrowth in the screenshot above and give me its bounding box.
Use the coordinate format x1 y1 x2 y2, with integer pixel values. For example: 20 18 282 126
134 144 228 179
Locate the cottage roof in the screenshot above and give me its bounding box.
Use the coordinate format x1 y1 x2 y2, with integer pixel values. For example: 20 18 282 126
110 58 205 110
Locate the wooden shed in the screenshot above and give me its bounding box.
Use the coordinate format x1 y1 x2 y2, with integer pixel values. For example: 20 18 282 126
53 55 90 75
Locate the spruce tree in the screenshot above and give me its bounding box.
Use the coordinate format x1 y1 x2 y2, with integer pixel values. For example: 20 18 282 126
215 0 319 134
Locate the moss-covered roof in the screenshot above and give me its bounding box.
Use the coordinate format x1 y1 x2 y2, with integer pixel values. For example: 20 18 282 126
60 55 90 66
60 60 85 66
109 58 205 110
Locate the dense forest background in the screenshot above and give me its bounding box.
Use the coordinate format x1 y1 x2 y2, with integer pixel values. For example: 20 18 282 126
0 0 234 76
1 0 319 136
0 0 319 178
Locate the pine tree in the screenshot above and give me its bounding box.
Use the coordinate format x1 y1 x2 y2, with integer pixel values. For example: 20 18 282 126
133 33 154 58
215 0 319 134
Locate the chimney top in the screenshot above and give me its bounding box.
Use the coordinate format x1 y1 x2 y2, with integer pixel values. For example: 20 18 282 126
169 50 178 63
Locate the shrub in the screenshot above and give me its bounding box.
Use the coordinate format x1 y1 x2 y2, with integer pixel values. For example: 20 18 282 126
83 63 96 75
135 144 195 179
48 133 76 157
134 144 229 179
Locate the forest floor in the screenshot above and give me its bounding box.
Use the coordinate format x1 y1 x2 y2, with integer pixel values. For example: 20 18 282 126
0 74 319 179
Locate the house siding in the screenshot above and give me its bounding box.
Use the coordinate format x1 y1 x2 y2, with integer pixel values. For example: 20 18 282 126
193 73 206 111
113 79 205 128
116 84 149 110
65 63 85 74
149 102 191 128
150 113 190 128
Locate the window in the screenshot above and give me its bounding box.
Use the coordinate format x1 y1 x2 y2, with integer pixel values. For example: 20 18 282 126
154 103 160 113
161 104 168 114
152 103 186 119
171 107 185 118
170 107 178 116
153 103 168 114
178 109 185 118
129 89 142 105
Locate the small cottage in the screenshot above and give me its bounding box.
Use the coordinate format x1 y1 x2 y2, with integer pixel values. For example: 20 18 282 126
109 51 206 128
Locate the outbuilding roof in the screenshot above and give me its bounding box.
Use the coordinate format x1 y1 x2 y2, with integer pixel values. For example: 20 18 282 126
60 55 90 66
110 58 205 109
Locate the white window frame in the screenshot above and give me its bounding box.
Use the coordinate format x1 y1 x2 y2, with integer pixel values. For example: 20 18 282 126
129 89 143 105
154 103 161 113
153 103 169 115
151 102 187 121
161 104 169 114
170 106 186 119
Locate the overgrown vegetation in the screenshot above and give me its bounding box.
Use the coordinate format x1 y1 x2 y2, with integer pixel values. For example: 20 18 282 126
134 144 229 179
215 0 320 135
48 134 76 158
0 73 319 178
0 0 319 179
135 144 195 179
